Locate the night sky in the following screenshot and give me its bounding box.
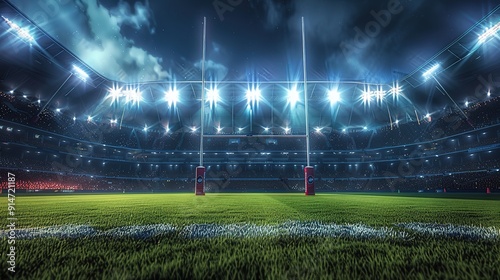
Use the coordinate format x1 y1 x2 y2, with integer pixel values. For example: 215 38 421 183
8 0 498 83
1 0 499 129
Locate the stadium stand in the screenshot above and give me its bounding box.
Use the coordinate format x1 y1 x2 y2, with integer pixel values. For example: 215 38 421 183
1 91 499 192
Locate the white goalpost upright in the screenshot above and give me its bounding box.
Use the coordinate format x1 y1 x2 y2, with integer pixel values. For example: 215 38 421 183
195 17 315 195
302 17 315 196
195 17 207 196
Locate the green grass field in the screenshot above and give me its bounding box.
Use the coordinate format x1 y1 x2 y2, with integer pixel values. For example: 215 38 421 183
1 193 500 279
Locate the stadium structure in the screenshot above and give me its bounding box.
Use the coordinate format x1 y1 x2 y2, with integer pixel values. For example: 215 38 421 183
0 1 500 195
1 1 500 279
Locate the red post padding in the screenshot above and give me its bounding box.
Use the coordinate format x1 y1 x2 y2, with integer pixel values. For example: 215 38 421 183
486 187 491 194
195 166 205 195
304 166 315 196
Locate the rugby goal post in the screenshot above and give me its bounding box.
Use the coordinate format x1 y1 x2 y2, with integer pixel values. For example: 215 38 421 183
195 17 315 195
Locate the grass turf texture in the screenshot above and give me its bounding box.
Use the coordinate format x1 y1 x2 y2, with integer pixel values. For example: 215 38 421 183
1 193 500 279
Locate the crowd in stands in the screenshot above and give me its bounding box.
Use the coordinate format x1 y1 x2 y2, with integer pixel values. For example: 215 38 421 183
2 90 500 153
0 170 193 192
312 172 500 193
1 91 500 192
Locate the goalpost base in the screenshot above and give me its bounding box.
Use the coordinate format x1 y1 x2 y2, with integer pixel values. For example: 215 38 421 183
195 166 205 195
304 166 315 195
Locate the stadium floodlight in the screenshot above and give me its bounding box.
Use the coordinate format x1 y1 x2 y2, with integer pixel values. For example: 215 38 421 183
246 88 261 106
287 87 300 107
375 89 385 102
56 108 61 113
2 16 35 44
315 127 322 133
191 126 197 132
362 90 372 105
9 90 14 94
87 115 93 122
263 127 270 132
363 126 368 130
124 88 142 105
465 101 469 107
72 116 76 121
328 89 341 105
422 63 440 80
206 88 219 107
165 88 179 107
395 119 399 124
73 65 89 81
143 125 148 132
284 126 291 134
390 84 402 97
216 126 223 133
110 119 118 124
107 86 123 104
478 21 500 44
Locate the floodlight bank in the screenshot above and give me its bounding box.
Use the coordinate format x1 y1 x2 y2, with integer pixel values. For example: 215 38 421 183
478 21 500 43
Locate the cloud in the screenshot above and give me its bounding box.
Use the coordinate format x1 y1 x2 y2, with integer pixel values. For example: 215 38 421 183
250 0 359 43
257 0 286 28
8 0 168 83
110 0 155 34
72 0 168 82
212 42 221 54
252 0 370 79
290 0 359 45
252 0 433 81
194 60 228 81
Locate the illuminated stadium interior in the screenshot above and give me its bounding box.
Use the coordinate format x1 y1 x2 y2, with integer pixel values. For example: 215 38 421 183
1 0 500 194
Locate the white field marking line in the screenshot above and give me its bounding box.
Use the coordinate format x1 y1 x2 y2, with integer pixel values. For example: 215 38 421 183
0 222 498 240
396 222 500 240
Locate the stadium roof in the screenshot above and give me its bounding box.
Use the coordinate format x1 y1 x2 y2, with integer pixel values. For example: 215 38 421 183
0 0 499 130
